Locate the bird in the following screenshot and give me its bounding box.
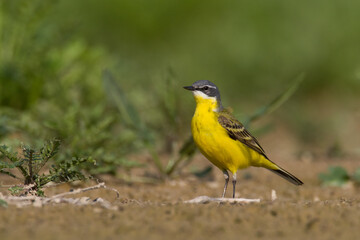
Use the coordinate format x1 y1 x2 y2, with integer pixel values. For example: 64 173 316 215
184 80 303 198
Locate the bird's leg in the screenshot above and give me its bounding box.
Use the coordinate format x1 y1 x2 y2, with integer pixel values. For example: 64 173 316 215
222 170 229 198
232 172 237 198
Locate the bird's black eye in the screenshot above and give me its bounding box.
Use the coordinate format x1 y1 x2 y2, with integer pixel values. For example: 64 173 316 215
203 86 209 91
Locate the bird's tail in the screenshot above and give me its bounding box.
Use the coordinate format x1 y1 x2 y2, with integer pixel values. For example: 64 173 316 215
268 167 303 185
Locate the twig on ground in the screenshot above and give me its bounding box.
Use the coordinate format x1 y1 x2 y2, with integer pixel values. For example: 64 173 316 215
42 182 68 189
52 182 120 199
184 196 261 204
0 182 120 210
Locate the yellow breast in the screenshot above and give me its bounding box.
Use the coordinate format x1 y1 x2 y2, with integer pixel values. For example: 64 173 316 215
190 96 252 174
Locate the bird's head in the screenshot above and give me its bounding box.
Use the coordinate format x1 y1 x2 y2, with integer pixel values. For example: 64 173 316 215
183 80 223 111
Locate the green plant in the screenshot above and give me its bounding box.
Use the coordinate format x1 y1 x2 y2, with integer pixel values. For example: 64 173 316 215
41 103 142 175
0 139 94 195
0 0 141 176
0 83 143 177
319 166 350 187
319 166 360 187
0 3 140 175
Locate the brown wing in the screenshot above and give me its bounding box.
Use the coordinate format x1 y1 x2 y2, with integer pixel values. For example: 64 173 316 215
217 111 269 159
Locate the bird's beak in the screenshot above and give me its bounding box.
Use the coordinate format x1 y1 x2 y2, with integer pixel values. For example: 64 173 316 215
183 86 195 91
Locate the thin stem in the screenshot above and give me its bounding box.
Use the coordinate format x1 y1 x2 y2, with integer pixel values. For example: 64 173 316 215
28 150 34 184
146 144 164 174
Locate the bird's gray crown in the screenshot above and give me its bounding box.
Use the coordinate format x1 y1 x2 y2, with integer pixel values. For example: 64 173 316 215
191 80 223 109
192 80 217 88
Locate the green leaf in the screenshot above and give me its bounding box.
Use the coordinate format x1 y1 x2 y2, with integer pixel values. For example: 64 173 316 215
40 139 61 162
36 189 45 197
158 67 178 126
0 161 16 169
0 199 8 208
244 73 305 126
319 166 350 186
165 136 197 175
102 69 141 128
102 70 154 145
35 139 61 174
0 145 20 163
353 167 360 183
0 169 19 179
0 145 28 178
8 186 24 195
45 156 94 185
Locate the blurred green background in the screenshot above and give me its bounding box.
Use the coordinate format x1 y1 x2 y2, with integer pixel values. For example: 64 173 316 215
1 0 359 179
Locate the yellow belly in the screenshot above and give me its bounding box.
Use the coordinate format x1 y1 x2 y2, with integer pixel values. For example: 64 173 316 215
191 107 262 174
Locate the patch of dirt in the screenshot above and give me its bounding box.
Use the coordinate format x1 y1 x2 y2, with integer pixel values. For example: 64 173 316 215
1 154 360 240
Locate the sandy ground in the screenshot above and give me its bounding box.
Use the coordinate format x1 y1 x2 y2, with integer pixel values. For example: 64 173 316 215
1 153 360 240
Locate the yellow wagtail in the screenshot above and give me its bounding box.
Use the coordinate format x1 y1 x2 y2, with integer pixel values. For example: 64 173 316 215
184 80 303 198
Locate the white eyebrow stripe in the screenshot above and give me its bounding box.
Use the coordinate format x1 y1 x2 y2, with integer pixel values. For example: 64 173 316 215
195 85 216 90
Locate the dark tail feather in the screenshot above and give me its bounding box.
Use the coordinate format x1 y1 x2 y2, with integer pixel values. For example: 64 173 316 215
268 168 303 185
